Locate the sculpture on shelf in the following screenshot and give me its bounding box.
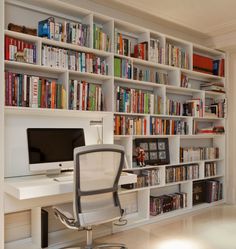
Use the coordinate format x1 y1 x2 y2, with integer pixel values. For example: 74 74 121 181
136 146 146 167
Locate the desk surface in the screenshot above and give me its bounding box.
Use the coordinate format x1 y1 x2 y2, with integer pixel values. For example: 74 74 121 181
4 172 137 200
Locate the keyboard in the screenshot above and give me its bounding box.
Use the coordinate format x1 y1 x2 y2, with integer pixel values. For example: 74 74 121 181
53 175 73 182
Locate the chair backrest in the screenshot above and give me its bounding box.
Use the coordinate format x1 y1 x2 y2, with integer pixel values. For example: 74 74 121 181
73 144 125 227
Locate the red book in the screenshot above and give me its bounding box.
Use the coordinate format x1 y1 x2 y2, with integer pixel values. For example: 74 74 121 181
51 80 56 109
5 36 10 60
41 79 46 108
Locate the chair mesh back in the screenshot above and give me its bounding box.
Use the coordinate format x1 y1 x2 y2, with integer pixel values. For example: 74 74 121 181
73 145 124 219
78 151 122 191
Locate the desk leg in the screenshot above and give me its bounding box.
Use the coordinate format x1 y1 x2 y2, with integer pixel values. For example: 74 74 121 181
31 207 42 248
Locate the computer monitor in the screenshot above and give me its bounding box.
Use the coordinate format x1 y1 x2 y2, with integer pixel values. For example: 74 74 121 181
27 128 85 173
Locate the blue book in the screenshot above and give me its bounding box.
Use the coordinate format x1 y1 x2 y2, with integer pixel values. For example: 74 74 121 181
38 17 54 39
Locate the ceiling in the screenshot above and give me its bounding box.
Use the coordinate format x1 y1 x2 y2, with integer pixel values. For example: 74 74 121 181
92 0 236 37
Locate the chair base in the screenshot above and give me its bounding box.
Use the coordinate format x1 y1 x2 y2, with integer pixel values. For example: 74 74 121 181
67 243 127 249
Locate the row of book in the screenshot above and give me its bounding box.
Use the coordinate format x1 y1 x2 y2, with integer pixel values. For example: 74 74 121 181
150 118 189 135
166 164 199 183
5 36 36 64
93 24 111 51
114 115 147 135
38 17 90 47
205 162 217 177
180 147 219 163
150 38 164 64
134 169 160 188
42 45 109 75
205 98 226 118
183 99 204 117
150 192 187 216
193 54 224 77
114 29 131 56
69 80 103 111
114 57 132 79
193 180 223 205
166 98 182 116
133 42 148 60
5 71 65 108
166 43 189 69
116 86 162 114
133 66 169 84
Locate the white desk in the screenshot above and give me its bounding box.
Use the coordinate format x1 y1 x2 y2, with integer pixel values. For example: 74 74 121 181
4 172 137 248
4 172 137 200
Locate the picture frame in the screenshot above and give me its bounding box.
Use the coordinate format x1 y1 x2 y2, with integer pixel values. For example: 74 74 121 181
134 138 170 165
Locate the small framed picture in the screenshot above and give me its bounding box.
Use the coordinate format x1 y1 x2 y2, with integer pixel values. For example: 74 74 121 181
158 142 165 150
150 152 158 160
149 142 157 150
158 151 166 160
139 142 148 151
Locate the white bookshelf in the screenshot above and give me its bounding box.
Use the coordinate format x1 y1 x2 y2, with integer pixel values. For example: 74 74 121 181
2 0 227 248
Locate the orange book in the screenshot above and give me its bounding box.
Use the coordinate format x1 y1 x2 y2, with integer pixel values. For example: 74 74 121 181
41 79 46 108
51 80 56 109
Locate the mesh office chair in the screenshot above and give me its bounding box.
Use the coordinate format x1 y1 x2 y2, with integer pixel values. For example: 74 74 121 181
53 144 127 249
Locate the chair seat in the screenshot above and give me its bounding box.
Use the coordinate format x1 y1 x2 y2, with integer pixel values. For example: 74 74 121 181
53 202 121 227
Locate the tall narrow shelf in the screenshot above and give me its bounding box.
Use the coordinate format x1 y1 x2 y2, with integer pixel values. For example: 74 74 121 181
2 0 227 248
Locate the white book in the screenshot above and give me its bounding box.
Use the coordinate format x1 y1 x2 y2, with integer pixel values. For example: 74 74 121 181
30 76 39 108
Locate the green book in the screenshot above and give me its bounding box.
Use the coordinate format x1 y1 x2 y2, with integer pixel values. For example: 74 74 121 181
38 79 42 108
114 58 121 77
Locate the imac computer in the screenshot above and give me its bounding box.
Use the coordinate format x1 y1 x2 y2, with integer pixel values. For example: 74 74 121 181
27 128 85 173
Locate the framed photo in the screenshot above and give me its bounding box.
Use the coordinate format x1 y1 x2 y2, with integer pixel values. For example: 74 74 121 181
134 138 170 165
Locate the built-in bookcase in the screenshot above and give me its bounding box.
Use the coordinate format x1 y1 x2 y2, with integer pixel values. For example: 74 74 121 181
2 0 226 248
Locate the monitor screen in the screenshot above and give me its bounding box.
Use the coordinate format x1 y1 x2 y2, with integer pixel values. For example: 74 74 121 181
27 128 85 172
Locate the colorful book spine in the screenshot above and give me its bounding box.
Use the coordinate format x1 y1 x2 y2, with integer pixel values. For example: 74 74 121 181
116 86 161 114
5 36 36 64
5 71 64 109
150 118 189 135
133 66 168 84
150 192 187 216
180 147 219 163
114 29 131 56
166 98 182 116
114 57 132 79
38 17 90 47
69 79 103 111
114 115 147 135
166 43 189 69
166 164 199 183
41 45 109 75
149 38 164 64
93 24 110 52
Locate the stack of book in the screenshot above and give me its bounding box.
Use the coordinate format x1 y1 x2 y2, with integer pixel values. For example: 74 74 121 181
149 38 164 64
134 169 160 188
205 98 226 118
69 80 103 111
42 45 108 75
38 17 90 47
116 86 162 114
166 43 189 69
166 164 199 183
5 71 65 108
194 124 225 135
183 99 203 117
93 24 111 51
180 147 219 162
5 36 36 64
193 54 225 77
114 29 131 56
181 74 189 88
200 82 225 93
114 115 147 135
150 192 187 216
114 57 132 79
166 98 182 116
133 66 169 84
150 118 189 135
205 162 217 177
133 41 148 60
